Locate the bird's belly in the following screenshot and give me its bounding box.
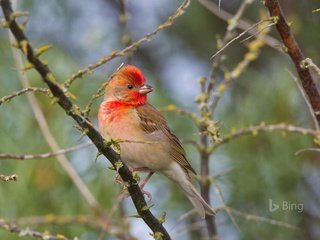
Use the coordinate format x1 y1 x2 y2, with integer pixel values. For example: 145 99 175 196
120 139 171 171
103 116 171 171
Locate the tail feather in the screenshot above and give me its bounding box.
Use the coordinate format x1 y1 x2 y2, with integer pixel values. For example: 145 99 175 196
185 181 216 218
162 162 216 218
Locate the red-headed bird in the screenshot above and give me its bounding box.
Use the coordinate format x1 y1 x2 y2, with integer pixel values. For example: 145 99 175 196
98 65 215 217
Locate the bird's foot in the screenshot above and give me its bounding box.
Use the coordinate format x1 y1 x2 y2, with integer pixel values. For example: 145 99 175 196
114 173 123 184
119 184 152 201
141 189 152 201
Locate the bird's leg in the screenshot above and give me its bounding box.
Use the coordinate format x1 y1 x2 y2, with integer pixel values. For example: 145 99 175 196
139 171 154 189
139 172 154 200
131 168 154 200
114 173 122 183
118 169 154 201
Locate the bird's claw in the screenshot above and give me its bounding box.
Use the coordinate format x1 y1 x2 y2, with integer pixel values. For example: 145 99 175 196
142 189 152 201
119 186 152 201
114 173 123 184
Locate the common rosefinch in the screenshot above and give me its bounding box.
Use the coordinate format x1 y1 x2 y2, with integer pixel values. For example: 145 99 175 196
98 65 215 217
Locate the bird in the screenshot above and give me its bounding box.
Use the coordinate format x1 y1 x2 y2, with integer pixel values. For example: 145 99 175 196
98 64 215 218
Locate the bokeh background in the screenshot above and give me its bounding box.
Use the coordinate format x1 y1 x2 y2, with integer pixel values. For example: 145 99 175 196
1 0 320 239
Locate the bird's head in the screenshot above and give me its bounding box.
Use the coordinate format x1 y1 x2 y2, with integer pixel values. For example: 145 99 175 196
104 65 153 106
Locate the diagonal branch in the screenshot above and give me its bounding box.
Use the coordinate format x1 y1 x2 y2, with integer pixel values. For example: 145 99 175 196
0 1 171 238
8 0 102 215
265 0 320 124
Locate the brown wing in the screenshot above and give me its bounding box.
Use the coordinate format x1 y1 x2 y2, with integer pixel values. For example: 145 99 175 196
136 104 196 175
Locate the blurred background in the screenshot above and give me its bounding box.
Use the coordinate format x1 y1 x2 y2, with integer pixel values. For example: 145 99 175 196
0 0 320 239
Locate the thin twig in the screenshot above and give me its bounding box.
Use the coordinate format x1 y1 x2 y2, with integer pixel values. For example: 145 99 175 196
83 81 108 116
212 182 241 233
207 0 254 110
226 206 299 229
295 148 320 155
210 19 271 109
158 105 200 125
197 0 282 51
0 142 93 160
210 19 272 59
209 123 317 153
227 0 253 32
0 219 70 240
0 87 49 105
7 215 121 234
63 0 191 89
239 21 276 43
287 69 319 130
117 0 132 62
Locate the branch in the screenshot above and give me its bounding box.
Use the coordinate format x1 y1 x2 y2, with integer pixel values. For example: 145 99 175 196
0 87 49 106
0 219 69 240
210 18 276 59
63 0 191 89
0 142 93 160
0 1 171 238
6 214 120 233
7 0 103 215
226 206 299 229
209 123 317 153
210 17 271 109
0 174 18 182
265 0 320 123
197 0 282 51
158 104 200 125
287 69 319 130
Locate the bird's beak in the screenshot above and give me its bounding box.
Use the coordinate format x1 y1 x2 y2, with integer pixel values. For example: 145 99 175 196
139 84 153 95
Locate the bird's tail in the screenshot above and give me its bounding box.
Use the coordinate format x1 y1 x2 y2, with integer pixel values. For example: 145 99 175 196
183 180 216 218
162 163 216 218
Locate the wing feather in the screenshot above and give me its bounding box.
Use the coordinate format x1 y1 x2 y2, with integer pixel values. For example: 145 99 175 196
136 104 196 175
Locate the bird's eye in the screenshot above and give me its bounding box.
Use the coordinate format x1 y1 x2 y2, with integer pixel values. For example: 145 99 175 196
127 84 134 89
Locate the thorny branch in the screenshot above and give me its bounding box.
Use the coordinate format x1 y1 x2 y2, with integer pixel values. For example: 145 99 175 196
0 0 181 238
265 0 320 123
